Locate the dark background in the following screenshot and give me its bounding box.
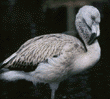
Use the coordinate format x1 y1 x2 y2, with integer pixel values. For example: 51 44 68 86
0 0 110 99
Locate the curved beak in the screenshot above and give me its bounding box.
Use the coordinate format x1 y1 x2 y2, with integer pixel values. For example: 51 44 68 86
91 24 100 37
88 33 97 45
88 23 100 45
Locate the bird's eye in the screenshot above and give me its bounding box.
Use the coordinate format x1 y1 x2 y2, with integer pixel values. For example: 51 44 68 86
91 16 95 20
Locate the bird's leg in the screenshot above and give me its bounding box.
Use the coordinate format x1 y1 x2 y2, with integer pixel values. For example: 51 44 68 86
51 89 55 99
49 83 59 99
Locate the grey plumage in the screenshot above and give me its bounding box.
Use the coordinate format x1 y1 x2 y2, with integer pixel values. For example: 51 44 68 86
2 34 86 72
0 5 101 99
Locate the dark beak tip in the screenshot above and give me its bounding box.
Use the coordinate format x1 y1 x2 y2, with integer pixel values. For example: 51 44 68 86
88 33 97 45
92 32 97 34
88 40 93 45
88 41 91 45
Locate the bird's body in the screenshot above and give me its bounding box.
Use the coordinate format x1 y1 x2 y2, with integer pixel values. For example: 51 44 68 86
0 5 101 99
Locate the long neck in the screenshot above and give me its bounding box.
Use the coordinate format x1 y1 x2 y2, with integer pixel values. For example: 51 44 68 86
86 40 101 62
72 40 101 74
86 40 100 55
84 40 101 68
73 14 101 73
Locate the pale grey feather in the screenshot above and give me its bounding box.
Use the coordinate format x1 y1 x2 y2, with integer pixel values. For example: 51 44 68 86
3 34 86 71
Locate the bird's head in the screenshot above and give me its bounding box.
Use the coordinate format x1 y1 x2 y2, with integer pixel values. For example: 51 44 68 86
75 5 101 45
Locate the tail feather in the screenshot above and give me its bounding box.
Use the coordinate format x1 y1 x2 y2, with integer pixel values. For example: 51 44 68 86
0 52 17 69
0 62 6 69
3 52 17 64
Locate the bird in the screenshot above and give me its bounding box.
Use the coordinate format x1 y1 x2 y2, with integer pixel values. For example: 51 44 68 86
0 5 101 99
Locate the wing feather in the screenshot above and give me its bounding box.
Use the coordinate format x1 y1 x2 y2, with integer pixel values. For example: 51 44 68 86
3 34 86 71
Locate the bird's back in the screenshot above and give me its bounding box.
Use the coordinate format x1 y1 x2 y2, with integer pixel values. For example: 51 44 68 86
1 33 86 73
